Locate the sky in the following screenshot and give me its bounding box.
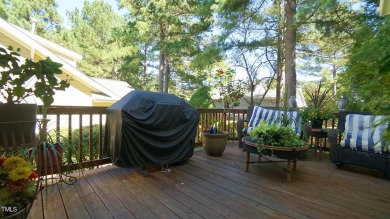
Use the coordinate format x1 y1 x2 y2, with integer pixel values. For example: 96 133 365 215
56 0 123 27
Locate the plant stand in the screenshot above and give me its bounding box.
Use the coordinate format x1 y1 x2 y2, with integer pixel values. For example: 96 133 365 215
37 148 77 186
242 136 308 182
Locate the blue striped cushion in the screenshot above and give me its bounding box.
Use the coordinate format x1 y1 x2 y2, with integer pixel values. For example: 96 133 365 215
244 106 302 136
340 114 375 152
287 110 302 137
248 106 278 127
373 115 388 153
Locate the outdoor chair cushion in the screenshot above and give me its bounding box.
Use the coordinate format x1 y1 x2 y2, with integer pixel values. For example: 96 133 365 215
373 115 388 153
242 106 302 136
340 114 388 153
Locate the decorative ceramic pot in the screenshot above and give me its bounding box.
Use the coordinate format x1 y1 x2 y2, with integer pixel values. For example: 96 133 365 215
202 131 229 157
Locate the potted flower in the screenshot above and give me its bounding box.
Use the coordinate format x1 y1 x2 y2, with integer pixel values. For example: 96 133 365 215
202 68 244 156
0 156 39 218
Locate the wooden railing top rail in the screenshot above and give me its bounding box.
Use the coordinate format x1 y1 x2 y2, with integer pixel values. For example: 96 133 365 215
40 106 107 114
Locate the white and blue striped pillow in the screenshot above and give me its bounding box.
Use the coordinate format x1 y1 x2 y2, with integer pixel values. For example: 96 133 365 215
287 110 302 137
341 114 376 152
244 106 302 136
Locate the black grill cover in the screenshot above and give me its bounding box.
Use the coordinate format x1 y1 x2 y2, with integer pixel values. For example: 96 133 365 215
104 90 199 168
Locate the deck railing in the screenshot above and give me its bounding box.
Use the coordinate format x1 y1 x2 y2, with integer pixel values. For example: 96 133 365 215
37 106 337 171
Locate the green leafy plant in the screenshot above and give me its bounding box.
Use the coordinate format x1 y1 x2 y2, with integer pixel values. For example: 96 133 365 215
299 106 335 124
302 81 334 109
300 81 336 123
188 86 215 109
249 121 306 148
0 46 70 107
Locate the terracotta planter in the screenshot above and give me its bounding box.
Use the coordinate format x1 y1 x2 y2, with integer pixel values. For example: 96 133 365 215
202 131 229 157
29 143 63 176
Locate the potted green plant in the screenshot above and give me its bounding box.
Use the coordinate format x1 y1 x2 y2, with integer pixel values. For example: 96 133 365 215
0 47 71 185
249 122 308 160
249 121 307 152
245 121 308 182
0 47 70 147
202 68 244 156
299 106 335 129
300 81 336 129
0 47 70 106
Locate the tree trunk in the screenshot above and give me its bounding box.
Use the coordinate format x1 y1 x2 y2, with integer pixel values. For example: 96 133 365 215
158 23 165 93
284 0 297 99
164 57 170 93
276 0 284 107
143 44 148 89
332 62 337 98
159 51 165 93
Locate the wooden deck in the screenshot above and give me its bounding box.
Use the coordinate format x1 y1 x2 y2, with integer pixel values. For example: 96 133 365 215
28 142 390 219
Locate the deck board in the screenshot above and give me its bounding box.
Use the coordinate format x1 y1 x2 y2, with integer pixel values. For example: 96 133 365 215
28 142 390 219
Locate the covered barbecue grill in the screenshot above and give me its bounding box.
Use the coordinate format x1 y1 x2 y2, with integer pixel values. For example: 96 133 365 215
104 90 199 169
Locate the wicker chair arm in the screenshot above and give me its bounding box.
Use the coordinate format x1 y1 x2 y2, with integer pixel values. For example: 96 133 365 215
237 119 249 148
237 119 249 135
302 122 312 142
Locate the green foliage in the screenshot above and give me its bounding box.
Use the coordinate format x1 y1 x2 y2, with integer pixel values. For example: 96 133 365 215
63 125 103 163
188 86 215 109
302 81 334 109
299 106 335 124
249 121 306 147
66 0 129 79
214 68 244 110
0 47 70 106
120 0 214 94
0 0 62 36
338 4 390 146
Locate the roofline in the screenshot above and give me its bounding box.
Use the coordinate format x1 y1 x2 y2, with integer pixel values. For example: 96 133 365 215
0 18 120 100
11 22 83 61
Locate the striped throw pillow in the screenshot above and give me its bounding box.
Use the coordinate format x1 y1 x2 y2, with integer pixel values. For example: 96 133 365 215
340 114 375 152
244 106 301 137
